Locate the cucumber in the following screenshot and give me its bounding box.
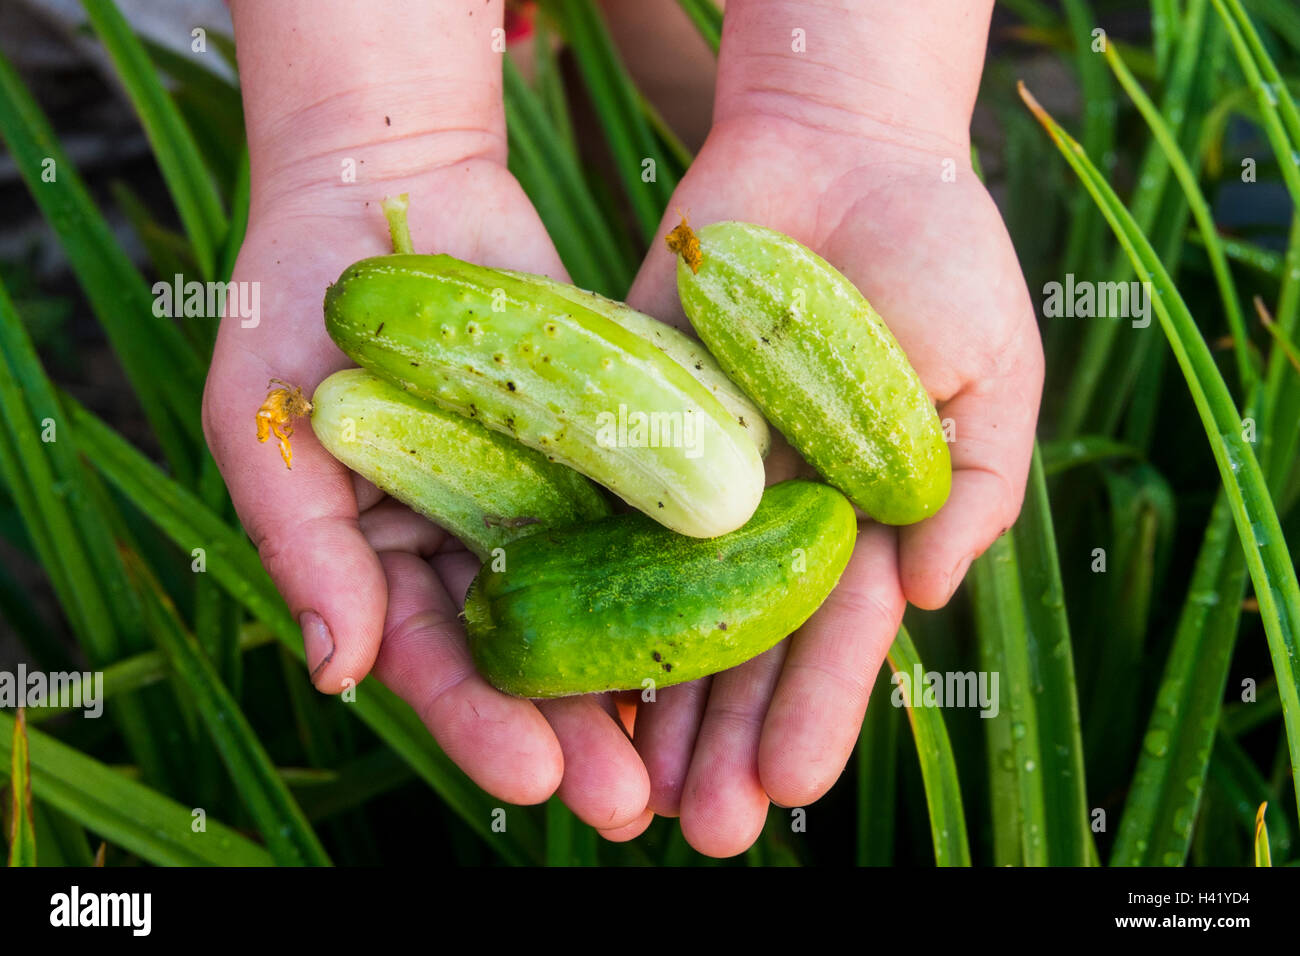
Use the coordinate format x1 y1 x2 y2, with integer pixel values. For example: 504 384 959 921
324 253 765 538
497 269 771 457
311 368 610 560
670 220 952 525
465 480 856 698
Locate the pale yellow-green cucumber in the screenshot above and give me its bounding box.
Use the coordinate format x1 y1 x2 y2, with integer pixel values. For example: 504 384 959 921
671 220 951 525
324 254 766 537
310 368 609 559
497 269 771 457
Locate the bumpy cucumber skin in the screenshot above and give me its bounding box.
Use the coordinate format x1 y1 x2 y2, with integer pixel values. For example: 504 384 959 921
325 254 765 538
676 222 951 525
499 269 771 457
311 369 610 560
464 480 856 698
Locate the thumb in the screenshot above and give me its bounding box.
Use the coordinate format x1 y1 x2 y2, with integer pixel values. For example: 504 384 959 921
203 352 387 693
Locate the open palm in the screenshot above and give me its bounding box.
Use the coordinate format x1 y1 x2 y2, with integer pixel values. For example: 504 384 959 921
620 115 1044 855
203 158 654 838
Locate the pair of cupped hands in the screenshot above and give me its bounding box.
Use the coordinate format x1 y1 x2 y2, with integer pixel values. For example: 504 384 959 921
202 110 1042 856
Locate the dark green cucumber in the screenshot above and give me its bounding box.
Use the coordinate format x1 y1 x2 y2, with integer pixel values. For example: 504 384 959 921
324 254 765 538
464 480 856 698
311 368 609 559
673 221 952 525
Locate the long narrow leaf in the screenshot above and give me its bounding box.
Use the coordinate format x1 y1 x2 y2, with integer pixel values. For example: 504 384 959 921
62 397 544 864
7 710 36 866
82 0 227 279
0 710 271 866
1105 42 1257 392
886 628 971 866
1021 83 1300 829
546 0 676 242
1012 445 1093 865
971 534 1048 865
125 551 331 866
0 48 202 477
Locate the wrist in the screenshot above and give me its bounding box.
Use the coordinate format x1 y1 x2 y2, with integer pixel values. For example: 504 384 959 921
714 0 993 155
232 0 507 218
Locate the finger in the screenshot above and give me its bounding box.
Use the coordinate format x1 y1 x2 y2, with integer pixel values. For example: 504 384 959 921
429 549 481 608
630 679 711 817
537 696 651 831
822 186 1043 610
371 551 563 804
759 524 902 807
357 497 464 557
899 345 1041 609
679 644 787 858
597 808 655 843
204 359 386 693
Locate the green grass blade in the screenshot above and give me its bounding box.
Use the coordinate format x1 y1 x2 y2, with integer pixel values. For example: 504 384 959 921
1040 435 1142 474
886 627 971 867
1082 465 1170 796
1255 802 1273 865
531 15 578 157
62 397 543 864
503 56 634 294
32 802 93 867
1212 0 1300 203
1220 0 1300 152
856 667 900 865
1189 230 1286 280
125 551 331 866
1105 42 1258 393
1210 730 1293 858
1244 0 1300 49
673 0 722 54
971 534 1048 866
81 0 227 279
546 0 676 243
26 624 274 724
1058 0 1211 437
7 710 36 866
1112 495 1247 865
219 146 250 284
1012 445 1093 865
1023 82 1300 831
0 47 202 477
0 279 179 789
0 710 272 866
546 798 576 866
1060 0 1116 278
1152 0 1181 76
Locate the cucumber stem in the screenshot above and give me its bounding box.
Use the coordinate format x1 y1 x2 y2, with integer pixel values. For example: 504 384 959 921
382 193 414 254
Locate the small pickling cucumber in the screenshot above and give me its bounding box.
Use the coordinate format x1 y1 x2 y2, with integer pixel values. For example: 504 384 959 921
464 480 856 698
310 368 610 560
497 269 771 457
669 220 952 525
324 254 766 538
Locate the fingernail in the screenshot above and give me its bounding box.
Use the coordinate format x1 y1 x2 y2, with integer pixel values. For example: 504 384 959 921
947 554 976 600
300 610 334 681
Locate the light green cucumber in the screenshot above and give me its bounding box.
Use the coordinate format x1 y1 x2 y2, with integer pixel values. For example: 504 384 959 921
671 220 952 525
497 269 771 457
311 368 609 560
465 480 856 698
324 254 765 538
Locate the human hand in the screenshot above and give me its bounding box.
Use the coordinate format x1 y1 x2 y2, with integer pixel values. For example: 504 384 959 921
620 30 1042 854
203 0 653 838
